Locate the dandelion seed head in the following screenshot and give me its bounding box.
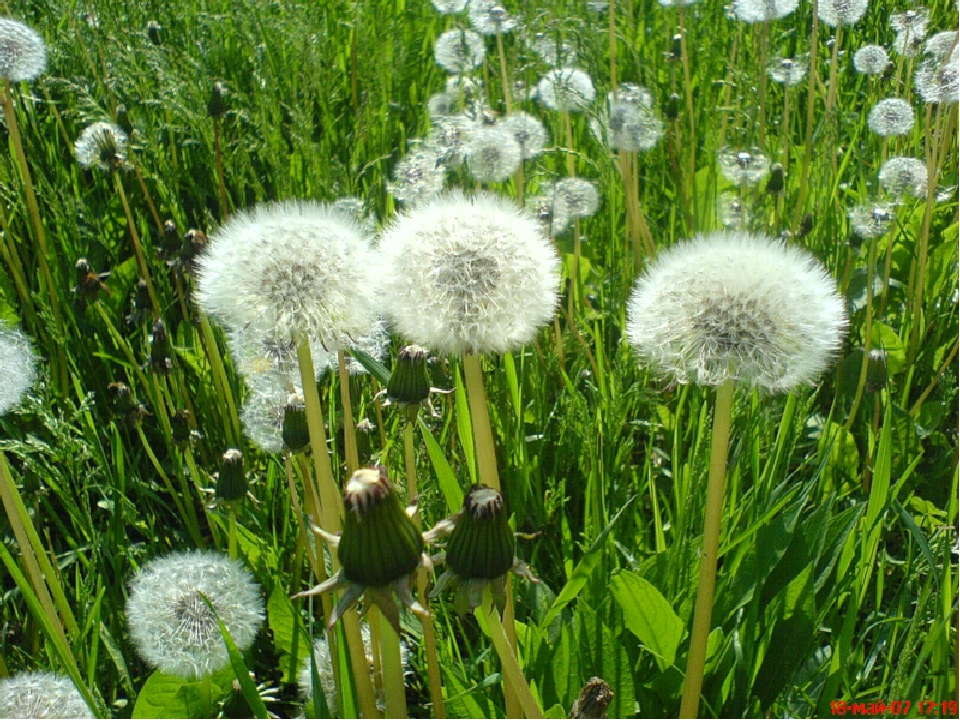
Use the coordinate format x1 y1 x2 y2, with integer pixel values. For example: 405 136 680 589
915 32 959 104
767 56 809 85
0 672 93 719
74 121 128 171
380 190 560 356
526 187 571 236
0 18 46 82
502 112 547 159
431 0 468 13
853 45 890 75
818 0 869 27
891 8 930 57
469 1 518 35
466 126 521 182
435 28 485 73
718 148 771 185
389 149 448 204
879 156 928 198
529 33 577 67
240 373 294 454
626 232 847 391
195 201 379 347
867 98 916 136
554 177 600 219
606 98 664 152
848 203 897 238
427 115 477 166
535 67 596 112
0 325 37 416
126 550 265 678
733 0 799 23
717 191 752 229
658 0 699 6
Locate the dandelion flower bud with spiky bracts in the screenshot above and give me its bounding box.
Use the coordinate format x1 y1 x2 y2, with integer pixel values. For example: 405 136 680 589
817 0 868 27
0 672 94 719
378 190 560 356
0 324 37 415
733 0 798 23
466 125 521 182
867 98 916 136
879 157 928 199
74 121 128 172
0 18 45 81
126 550 265 679
767 56 808 86
216 448 248 503
435 28 485 73
536 67 596 112
195 201 379 347
428 485 539 615
853 45 891 76
295 468 429 633
386 345 432 406
719 148 771 185
626 232 847 391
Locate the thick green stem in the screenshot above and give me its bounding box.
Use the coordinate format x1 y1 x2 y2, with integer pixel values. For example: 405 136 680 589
844 234 879 434
496 30 512 114
212 117 229 220
380 619 407 718
482 589 542 719
462 353 500 492
198 316 241 447
792 3 819 229
338 350 360 474
679 379 735 718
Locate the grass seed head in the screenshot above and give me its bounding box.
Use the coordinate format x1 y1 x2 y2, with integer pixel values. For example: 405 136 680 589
0 324 37 416
125 550 265 679
626 231 848 391
0 18 46 82
0 672 93 719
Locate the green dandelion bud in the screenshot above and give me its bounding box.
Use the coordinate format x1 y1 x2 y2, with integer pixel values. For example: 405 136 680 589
146 20 162 46
116 103 133 136
208 81 227 120
339 468 424 587
282 394 310 453
171 409 193 448
147 319 173 375
446 485 515 580
386 345 431 406
665 93 681 121
866 348 888 393
766 163 785 195
216 448 248 503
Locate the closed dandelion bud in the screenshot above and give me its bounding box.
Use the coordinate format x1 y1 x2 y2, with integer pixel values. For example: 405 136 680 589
338 468 424 587
217 448 247 503
666 93 681 121
387 345 431 405
181 228 207 266
446 485 515 580
282 394 310 453
148 319 173 374
766 163 785 195
866 348 888 393
208 81 227 120
146 20 162 46
669 33 682 61
116 103 133 136
171 409 193 447
797 212 814 239
127 279 151 325
160 219 180 261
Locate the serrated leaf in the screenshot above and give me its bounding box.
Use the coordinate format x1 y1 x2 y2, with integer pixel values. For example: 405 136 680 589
611 570 684 670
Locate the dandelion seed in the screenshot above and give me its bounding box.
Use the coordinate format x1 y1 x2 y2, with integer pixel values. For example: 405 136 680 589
853 45 890 75
718 148 771 185
126 550 265 678
434 28 485 73
535 67 596 112
502 112 548 159
732 0 799 23
195 201 379 347
0 672 93 719
465 125 521 182
818 0 869 27
915 31 959 105
0 18 46 82
379 190 560 356
767 56 809 85
431 0 468 13
0 324 37 416
891 8 929 57
389 148 448 204
469 1 518 36
529 32 577 67
848 203 896 238
867 98 916 136
879 156 928 198
626 231 847 390
554 177 600 219
74 121 128 172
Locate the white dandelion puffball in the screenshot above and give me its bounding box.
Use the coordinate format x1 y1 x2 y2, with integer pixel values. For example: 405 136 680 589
607 99 663 152
74 121 128 171
0 672 93 719
432 0 468 13
379 191 560 356
915 32 959 105
818 0 868 27
848 203 896 238
526 187 571 236
626 232 847 391
891 9 929 57
195 201 379 347
428 115 478 167
428 91 458 118
718 149 771 185
126 550 265 678
733 0 799 23
0 18 45 81
867 98 916 136
240 373 294 454
0 324 37 415
502 112 547 159
466 126 521 183
767 56 808 86
435 28 485 74
879 156 928 198
389 148 448 204
536 68 596 112
554 177 600 219
853 45 890 75
469 1 518 35
530 33 577 67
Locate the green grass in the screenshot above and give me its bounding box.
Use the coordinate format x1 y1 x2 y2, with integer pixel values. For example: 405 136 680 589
0 0 957 718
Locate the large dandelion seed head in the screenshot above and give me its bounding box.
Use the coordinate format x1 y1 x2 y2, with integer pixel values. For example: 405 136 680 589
0 325 37 416
389 148 448 204
553 177 600 219
0 18 46 82
867 98 916 136
0 672 93 719
879 156 928 198
529 32 577 67
853 45 891 75
195 201 379 347
526 185 571 236
468 1 518 35
915 32 959 105
379 191 560 356
126 551 265 679
767 56 809 85
74 121 128 171
818 0 869 27
718 148 771 185
606 97 663 152
502 112 547 159
891 9 930 57
466 126 521 182
434 28 485 73
848 203 897 238
428 115 478 166
626 232 847 391
733 0 799 23
535 67 596 112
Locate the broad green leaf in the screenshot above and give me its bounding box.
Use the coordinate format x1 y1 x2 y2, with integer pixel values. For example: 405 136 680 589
267 585 309 683
869 322 905 374
610 570 684 670
576 605 637 719
420 418 464 513
349 347 391 384
132 672 226 719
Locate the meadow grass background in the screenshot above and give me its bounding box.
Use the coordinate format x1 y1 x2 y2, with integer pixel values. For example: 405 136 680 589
0 0 957 717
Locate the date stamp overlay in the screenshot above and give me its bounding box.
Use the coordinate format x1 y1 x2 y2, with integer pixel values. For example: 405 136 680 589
830 700 959 716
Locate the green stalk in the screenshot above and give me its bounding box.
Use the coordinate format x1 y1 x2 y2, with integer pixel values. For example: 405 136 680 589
608 0 617 90
338 350 360 474
481 589 542 719
228 505 238 561
844 234 879 434
792 3 820 229
380 620 407 718
113 172 160 319
496 30 512 114
212 116 229 220
198 316 241 447
678 8 697 229
200 673 214 719
679 379 735 718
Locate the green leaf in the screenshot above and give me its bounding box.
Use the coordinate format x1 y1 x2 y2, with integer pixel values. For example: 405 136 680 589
611 570 685 670
453 362 477 486
349 347 391 385
131 672 227 719
869 322 905 375
267 585 309 683
420 417 464 514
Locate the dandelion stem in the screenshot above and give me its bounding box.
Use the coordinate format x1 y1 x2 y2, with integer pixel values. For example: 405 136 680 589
757 21 769 152
845 233 880 434
482 588 542 719
679 378 735 719
678 8 697 228
380 618 407 718
228 505 238 561
198 316 241 447
793 5 820 230
339 351 360 474
496 30 512 114
113 172 160 319
462 353 500 492
608 0 617 90
200 673 213 719
212 116 229 220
